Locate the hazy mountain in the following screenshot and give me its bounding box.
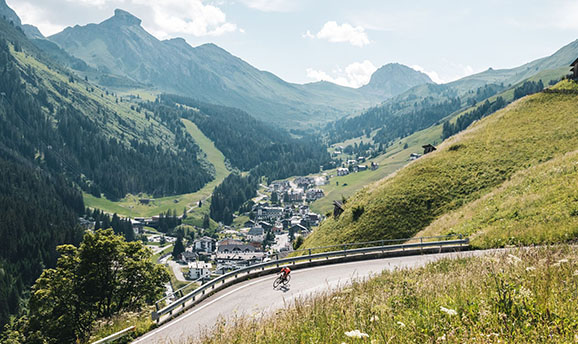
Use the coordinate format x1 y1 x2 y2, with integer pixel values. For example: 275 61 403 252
361 63 433 98
48 9 431 128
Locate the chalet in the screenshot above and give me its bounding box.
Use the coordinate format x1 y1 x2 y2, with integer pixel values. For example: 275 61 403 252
286 191 304 203
258 221 273 231
270 180 290 193
305 213 320 226
422 144 437 154
179 251 198 263
370 162 379 171
357 165 368 172
243 219 256 228
218 238 244 247
254 205 283 221
337 167 350 176
299 205 310 215
247 226 265 242
295 177 315 189
192 236 215 253
333 200 344 218
357 156 366 163
306 189 325 202
571 58 578 79
139 198 154 205
289 224 310 237
346 159 357 166
188 261 212 280
409 152 422 160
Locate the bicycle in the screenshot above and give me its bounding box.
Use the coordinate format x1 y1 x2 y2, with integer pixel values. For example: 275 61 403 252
273 273 291 288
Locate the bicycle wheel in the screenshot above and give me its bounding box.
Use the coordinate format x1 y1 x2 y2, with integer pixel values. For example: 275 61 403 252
273 276 283 288
282 274 291 285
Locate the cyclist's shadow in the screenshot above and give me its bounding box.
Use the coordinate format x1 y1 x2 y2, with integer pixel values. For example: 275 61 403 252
278 284 290 292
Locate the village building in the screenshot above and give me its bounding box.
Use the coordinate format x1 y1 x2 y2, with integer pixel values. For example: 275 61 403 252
247 226 265 242
192 236 215 253
254 205 284 221
179 251 198 263
306 189 325 202
422 144 437 154
409 152 422 160
337 167 350 176
243 219 256 228
188 261 212 280
370 161 379 171
258 221 273 231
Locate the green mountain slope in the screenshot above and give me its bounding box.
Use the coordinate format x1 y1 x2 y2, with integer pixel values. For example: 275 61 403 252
47 9 431 128
303 80 578 249
0 17 214 200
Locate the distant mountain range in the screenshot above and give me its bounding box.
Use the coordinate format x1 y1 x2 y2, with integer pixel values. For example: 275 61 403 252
47 9 432 127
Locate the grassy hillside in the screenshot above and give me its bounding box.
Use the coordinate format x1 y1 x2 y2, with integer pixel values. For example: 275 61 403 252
303 80 578 249
83 118 230 218
311 124 442 214
199 247 578 343
417 150 578 248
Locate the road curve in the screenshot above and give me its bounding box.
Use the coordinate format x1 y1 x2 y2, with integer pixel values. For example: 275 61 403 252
133 250 488 344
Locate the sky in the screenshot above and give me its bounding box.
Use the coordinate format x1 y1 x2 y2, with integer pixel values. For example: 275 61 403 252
7 0 578 88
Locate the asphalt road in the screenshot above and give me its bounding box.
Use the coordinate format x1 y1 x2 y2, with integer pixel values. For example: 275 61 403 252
133 250 487 344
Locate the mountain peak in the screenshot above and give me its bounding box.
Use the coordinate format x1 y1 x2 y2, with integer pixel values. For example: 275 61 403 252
103 9 142 27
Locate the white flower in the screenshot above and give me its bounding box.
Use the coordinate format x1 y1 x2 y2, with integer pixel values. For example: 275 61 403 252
345 330 369 338
370 315 379 322
573 270 578 276
558 258 569 264
525 266 536 271
519 286 533 299
397 321 406 328
507 254 522 264
440 306 457 316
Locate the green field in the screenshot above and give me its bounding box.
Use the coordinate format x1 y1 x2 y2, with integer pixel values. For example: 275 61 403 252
83 118 230 218
303 80 578 249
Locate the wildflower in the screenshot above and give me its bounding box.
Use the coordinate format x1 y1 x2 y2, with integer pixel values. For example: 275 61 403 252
436 334 446 341
558 258 569 264
440 306 457 316
345 330 369 339
370 315 379 322
507 254 522 264
519 286 533 299
573 270 578 276
397 321 406 328
525 266 536 272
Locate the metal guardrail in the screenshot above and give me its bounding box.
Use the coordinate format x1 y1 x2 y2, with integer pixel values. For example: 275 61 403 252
91 326 135 344
151 234 468 322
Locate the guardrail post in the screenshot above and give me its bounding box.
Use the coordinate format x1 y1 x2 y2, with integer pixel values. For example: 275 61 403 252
343 245 347 257
309 249 312 262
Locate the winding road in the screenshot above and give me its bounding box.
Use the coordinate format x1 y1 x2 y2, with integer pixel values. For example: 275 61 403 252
132 250 489 344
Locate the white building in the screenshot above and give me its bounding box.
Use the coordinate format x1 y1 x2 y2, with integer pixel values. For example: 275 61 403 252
247 226 265 242
193 236 215 253
188 261 212 280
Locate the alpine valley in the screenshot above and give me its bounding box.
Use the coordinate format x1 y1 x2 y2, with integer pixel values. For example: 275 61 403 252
1 1 578 343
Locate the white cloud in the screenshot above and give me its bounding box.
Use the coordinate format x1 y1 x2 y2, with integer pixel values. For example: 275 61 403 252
411 64 475 84
239 0 297 12
411 65 443 84
306 60 377 88
306 21 370 47
132 0 237 37
7 1 64 36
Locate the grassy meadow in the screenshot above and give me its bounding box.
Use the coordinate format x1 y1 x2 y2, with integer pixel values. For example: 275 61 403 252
197 247 578 344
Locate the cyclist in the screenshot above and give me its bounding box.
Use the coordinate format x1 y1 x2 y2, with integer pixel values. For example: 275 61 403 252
280 266 291 281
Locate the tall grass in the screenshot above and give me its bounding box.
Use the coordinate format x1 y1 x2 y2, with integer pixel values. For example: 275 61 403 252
196 247 578 343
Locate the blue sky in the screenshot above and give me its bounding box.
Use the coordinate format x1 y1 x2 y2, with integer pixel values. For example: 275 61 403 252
8 0 578 87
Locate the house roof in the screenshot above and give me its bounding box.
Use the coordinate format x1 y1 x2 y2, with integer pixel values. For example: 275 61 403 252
571 57 578 66
290 224 308 232
248 227 264 236
217 244 258 252
422 144 437 149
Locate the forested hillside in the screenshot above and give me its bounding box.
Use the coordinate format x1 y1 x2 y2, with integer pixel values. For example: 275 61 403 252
0 19 213 201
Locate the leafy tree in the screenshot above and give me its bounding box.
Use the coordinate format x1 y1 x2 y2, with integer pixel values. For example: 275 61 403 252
7 229 169 343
